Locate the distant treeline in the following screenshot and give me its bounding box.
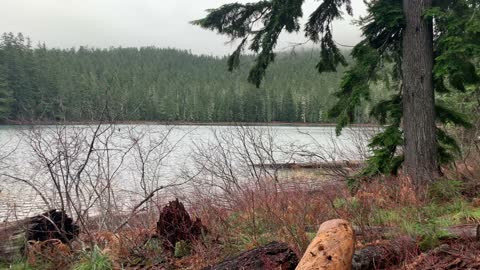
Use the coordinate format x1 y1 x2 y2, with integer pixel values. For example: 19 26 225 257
0 33 384 123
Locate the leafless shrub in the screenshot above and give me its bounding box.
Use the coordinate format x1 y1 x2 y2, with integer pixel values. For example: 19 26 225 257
183 125 375 254
1 123 190 234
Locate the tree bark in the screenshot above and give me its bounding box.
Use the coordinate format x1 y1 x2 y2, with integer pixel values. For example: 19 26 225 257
402 0 438 186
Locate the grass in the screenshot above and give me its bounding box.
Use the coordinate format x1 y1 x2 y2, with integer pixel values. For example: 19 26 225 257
367 198 480 250
71 246 113 270
0 248 113 270
325 177 480 251
0 261 34 270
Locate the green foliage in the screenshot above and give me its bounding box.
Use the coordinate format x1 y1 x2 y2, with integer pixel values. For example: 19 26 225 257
332 197 356 210
429 1 480 93
223 211 273 252
428 179 464 202
174 240 191 258
359 0 404 53
362 125 404 176
437 128 462 164
72 246 113 270
328 44 380 135
0 261 34 270
0 72 13 121
127 237 167 267
417 221 445 251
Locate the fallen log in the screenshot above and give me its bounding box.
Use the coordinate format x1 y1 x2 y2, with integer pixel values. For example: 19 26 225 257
352 236 419 270
353 224 480 240
403 242 480 269
202 242 298 270
0 210 79 262
253 160 366 170
443 224 480 240
351 225 480 269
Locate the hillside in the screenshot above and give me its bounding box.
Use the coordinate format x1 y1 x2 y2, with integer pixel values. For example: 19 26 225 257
0 33 370 123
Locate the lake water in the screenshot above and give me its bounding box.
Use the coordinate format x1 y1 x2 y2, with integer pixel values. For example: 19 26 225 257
0 124 376 220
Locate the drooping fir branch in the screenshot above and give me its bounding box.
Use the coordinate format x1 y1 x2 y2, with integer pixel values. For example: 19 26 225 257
193 0 358 87
305 0 352 72
328 0 404 136
358 0 404 54
428 0 480 93
430 0 480 164
328 43 379 135
359 90 404 176
191 2 272 39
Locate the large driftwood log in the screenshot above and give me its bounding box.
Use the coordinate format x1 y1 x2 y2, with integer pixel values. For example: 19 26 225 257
297 219 355 270
202 242 298 270
0 210 79 262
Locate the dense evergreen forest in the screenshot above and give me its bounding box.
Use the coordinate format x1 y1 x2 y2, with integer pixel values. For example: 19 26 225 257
0 33 386 123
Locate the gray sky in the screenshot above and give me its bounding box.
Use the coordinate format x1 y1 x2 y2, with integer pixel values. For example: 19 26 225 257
1 0 366 56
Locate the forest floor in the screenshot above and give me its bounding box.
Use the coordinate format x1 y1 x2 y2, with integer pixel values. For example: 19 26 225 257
1 156 479 270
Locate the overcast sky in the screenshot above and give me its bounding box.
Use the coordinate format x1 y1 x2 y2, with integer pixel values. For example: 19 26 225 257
1 0 366 56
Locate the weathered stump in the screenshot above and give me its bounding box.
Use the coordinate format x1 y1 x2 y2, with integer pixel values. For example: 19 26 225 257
0 210 79 262
156 199 206 252
202 242 298 270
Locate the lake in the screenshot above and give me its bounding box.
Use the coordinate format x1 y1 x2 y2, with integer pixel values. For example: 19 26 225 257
0 124 376 220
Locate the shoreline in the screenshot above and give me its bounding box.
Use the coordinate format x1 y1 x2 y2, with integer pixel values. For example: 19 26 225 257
1 120 382 128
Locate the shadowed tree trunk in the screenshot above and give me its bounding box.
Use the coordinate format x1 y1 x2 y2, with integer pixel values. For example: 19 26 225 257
402 0 438 186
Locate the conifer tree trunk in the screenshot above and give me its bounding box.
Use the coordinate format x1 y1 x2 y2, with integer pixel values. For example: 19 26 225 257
402 0 438 186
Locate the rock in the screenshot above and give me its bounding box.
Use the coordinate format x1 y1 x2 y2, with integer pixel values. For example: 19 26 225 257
296 219 355 270
202 241 298 270
156 199 206 252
